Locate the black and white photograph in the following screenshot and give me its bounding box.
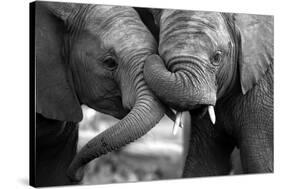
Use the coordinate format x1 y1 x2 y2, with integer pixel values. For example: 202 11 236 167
29 0 273 187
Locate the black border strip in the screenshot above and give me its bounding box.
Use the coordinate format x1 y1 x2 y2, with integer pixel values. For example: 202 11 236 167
29 1 36 187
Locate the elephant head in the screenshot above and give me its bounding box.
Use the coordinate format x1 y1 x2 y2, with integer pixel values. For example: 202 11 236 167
144 9 273 122
35 2 166 181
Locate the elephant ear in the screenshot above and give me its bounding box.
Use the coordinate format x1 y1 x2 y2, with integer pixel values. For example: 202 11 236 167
35 2 82 122
234 13 273 94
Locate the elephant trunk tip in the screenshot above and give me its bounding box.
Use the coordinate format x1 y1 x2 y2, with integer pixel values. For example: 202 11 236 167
67 165 85 183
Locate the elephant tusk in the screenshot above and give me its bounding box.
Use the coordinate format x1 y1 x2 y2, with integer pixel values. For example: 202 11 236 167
172 111 182 135
208 105 216 124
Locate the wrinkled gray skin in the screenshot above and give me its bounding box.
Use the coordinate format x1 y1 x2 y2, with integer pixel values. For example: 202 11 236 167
35 2 166 186
144 9 273 176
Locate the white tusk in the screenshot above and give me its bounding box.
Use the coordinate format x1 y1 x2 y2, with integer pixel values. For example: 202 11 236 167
208 105 216 124
173 112 182 135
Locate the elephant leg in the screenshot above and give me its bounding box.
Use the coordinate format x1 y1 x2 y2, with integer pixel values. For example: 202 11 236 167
183 115 235 177
239 125 273 173
35 114 79 187
234 77 273 173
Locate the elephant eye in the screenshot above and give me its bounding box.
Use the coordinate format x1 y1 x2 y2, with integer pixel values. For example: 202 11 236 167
212 50 223 64
103 58 117 71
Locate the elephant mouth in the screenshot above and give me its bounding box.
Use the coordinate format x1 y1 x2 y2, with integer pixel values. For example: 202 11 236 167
189 105 209 119
192 104 216 124
171 103 216 132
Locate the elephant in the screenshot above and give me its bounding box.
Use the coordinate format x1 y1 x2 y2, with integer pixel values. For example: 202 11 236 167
143 9 273 176
33 2 172 186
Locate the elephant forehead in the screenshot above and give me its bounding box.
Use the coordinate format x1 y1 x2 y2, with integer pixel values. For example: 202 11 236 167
161 10 222 29
160 10 231 48
84 5 156 54
86 5 141 33
159 12 233 62
73 31 105 59
160 36 213 62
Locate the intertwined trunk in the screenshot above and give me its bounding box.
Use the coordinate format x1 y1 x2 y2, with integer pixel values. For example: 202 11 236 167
144 10 217 110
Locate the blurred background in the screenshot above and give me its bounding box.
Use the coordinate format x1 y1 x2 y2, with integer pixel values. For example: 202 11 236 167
78 105 189 185
78 105 242 185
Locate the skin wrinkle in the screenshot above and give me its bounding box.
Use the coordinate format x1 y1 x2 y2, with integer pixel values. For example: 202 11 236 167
214 64 273 172
168 56 212 90
99 11 137 30
166 11 217 29
99 97 158 144
160 11 219 54
187 60 212 80
86 6 156 62
161 40 216 70
161 31 217 57
121 52 155 108
182 69 199 88
168 56 206 71
66 5 94 39
161 21 216 45
179 59 216 101
99 13 153 49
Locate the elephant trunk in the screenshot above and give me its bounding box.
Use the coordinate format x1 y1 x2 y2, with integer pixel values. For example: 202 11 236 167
144 54 216 111
67 80 164 181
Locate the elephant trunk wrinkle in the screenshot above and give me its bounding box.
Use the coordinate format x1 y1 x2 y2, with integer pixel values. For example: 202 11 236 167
144 54 216 111
67 91 164 182
167 56 208 85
